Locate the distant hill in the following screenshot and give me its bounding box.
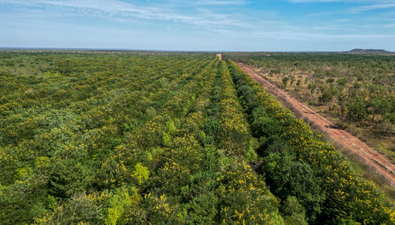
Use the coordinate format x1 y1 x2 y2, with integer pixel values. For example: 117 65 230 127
347 49 394 54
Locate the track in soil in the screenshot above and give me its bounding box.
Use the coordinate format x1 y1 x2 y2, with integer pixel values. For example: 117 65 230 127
238 63 395 188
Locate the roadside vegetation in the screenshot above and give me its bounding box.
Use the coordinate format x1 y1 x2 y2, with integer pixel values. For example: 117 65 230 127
225 52 395 161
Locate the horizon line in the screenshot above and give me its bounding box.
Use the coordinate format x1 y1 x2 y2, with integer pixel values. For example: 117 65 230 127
0 47 393 54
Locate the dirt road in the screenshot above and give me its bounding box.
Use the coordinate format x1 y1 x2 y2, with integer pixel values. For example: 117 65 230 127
238 63 395 188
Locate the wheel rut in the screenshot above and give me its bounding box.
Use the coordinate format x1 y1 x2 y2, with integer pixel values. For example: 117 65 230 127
238 62 395 188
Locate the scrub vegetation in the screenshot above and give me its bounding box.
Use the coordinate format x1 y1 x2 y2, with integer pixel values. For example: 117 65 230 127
226 52 395 161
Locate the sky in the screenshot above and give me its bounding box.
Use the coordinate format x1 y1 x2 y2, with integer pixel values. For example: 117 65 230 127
0 0 394 51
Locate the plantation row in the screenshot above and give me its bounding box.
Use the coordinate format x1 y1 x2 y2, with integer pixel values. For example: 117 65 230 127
224 52 395 160
227 60 394 224
226 53 395 127
0 53 282 224
0 52 394 224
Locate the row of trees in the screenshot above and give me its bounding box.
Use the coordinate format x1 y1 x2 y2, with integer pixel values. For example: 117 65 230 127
0 52 284 224
0 52 217 223
225 52 395 158
226 53 395 125
1 51 393 224
227 60 394 224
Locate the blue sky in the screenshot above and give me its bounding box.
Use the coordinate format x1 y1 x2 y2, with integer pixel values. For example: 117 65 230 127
0 0 394 51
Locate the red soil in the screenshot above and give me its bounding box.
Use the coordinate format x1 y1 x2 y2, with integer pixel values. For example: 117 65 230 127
238 63 395 188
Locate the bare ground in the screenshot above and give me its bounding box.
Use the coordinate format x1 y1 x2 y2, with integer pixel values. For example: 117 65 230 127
238 63 395 188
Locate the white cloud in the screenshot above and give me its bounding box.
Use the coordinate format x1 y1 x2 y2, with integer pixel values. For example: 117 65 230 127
1 0 394 51
0 0 254 29
194 0 245 5
352 3 395 12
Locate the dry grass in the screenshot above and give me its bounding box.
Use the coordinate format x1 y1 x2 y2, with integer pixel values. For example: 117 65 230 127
251 66 395 206
254 67 395 162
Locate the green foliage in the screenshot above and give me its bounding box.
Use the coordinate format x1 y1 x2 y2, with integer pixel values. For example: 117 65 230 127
282 76 289 88
227 59 395 224
218 161 284 224
35 192 106 224
326 78 335 84
217 61 255 157
105 186 132 225
337 78 347 86
1 51 394 224
245 140 258 162
263 151 325 222
281 196 308 225
133 163 150 185
346 97 367 122
30 201 48 220
162 131 172 146
36 156 50 168
319 88 337 103
165 119 177 134
48 160 94 198
226 52 395 132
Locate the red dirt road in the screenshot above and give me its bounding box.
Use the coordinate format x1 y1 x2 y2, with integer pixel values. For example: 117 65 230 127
238 63 395 188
